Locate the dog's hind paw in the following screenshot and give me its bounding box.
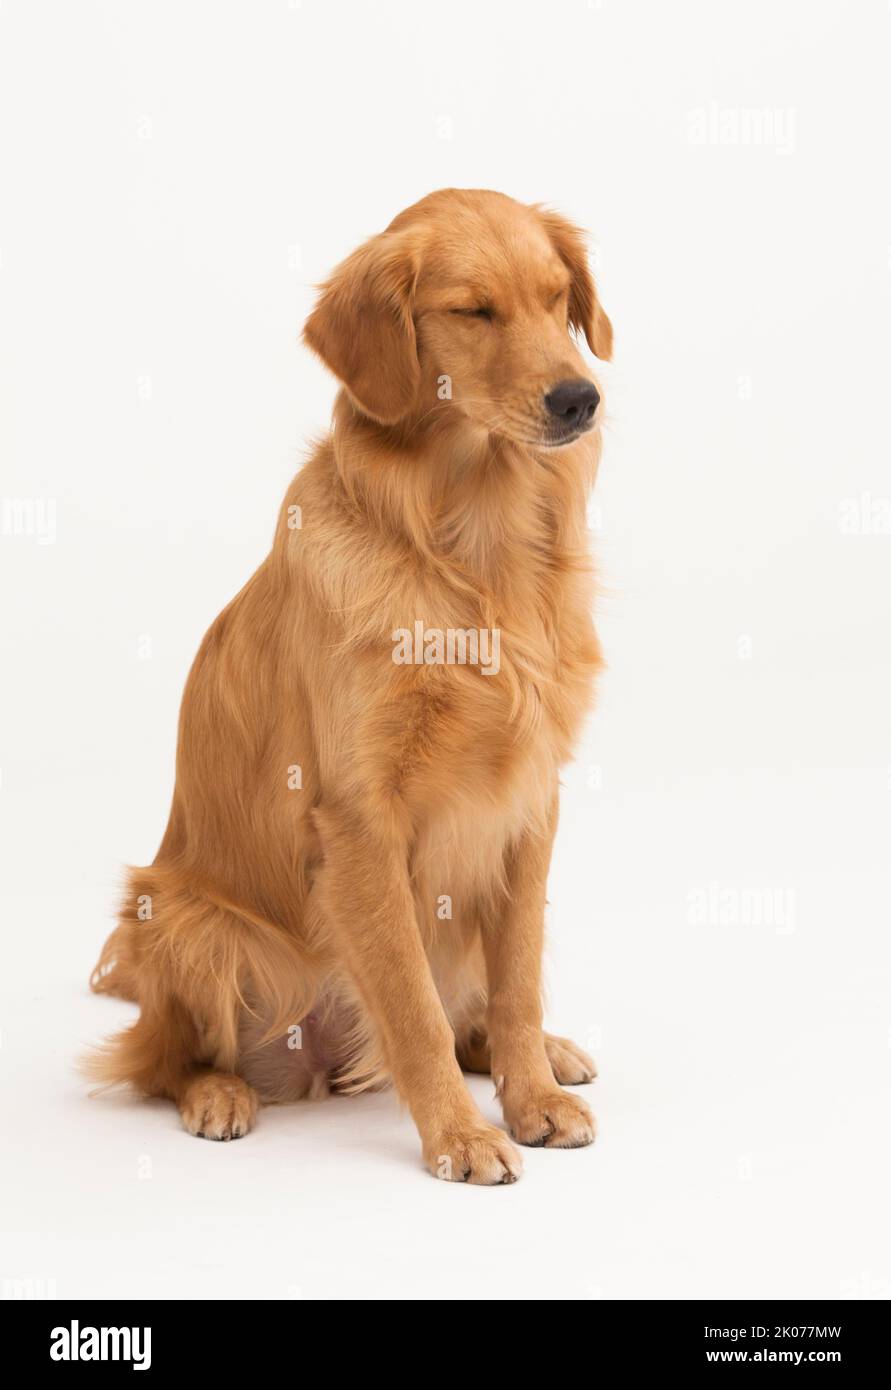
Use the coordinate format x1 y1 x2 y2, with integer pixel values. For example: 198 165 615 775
179 1072 258 1141
544 1032 597 1085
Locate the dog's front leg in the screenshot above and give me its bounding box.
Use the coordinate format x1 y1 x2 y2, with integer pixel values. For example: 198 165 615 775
314 801 522 1184
482 799 596 1149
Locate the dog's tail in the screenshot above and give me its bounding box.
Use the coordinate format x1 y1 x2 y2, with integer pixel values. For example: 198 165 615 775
89 920 140 1002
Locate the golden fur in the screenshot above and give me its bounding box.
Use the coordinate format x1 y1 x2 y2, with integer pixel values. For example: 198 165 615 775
88 189 612 1183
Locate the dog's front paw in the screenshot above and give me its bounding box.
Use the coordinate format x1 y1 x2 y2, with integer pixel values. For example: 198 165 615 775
424 1121 523 1185
504 1087 596 1149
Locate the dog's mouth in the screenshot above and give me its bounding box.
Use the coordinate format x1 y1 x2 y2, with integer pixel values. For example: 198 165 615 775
483 410 599 452
537 421 595 450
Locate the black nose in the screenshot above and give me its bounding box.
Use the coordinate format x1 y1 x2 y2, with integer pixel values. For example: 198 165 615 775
544 379 600 431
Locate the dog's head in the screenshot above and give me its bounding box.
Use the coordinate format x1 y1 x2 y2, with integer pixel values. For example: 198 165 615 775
304 189 611 449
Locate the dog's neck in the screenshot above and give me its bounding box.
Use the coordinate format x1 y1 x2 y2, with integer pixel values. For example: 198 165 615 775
329 391 599 593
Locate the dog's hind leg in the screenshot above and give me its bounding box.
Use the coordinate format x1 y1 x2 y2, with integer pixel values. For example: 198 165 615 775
87 985 261 1140
457 1024 596 1085
84 872 300 1140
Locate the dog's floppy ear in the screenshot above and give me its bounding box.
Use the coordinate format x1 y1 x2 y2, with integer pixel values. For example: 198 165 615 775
303 230 421 425
537 209 613 362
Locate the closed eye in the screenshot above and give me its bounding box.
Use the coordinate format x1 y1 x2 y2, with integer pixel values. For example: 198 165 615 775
449 306 494 321
548 288 568 309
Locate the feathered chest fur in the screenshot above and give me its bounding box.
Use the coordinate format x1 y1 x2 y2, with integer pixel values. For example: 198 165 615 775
284 420 603 836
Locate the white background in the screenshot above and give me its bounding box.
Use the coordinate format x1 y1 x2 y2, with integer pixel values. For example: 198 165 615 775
1 0 890 1301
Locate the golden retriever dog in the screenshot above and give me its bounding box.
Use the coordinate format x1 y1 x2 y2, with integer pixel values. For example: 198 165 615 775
89 188 612 1184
